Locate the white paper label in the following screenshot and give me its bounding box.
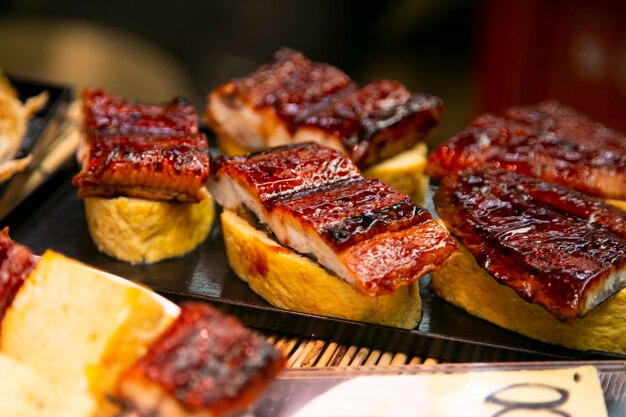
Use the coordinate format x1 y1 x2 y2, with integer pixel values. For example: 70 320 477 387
289 366 607 417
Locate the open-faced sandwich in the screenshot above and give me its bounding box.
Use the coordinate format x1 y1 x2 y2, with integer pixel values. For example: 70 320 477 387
209 142 458 329
0 230 285 416
205 48 443 203
72 89 215 263
431 167 626 354
427 100 626 209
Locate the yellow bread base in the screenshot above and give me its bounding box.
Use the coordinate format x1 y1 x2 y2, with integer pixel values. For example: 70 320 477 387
362 142 429 204
216 132 257 158
431 242 626 355
85 194 215 264
606 198 626 211
221 209 422 329
217 134 429 204
1 251 178 416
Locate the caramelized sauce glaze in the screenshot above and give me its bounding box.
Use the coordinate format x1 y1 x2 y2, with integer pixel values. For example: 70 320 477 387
83 89 198 136
211 142 360 203
303 80 443 167
76 89 210 202
212 143 457 295
434 168 626 320
232 48 355 120
127 303 284 412
73 132 209 202
228 48 442 168
427 101 626 200
342 219 457 294
273 177 432 250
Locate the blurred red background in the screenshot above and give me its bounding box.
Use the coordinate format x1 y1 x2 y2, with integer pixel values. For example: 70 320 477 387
479 0 626 133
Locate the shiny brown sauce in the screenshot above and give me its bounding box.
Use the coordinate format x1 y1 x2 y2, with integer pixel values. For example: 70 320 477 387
435 167 626 320
427 101 626 200
83 89 198 136
229 48 442 168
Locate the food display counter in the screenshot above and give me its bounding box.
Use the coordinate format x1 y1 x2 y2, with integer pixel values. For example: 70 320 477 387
0 75 624 417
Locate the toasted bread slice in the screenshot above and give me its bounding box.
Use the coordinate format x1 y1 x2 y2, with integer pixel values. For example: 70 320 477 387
1 251 179 415
84 194 215 264
363 142 429 204
431 242 626 354
221 209 422 329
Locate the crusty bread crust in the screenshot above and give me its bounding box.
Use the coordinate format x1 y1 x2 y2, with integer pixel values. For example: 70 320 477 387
85 195 215 264
221 209 422 329
431 241 626 355
216 134 430 204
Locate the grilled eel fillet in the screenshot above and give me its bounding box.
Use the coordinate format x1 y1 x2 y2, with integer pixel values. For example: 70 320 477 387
210 142 457 296
427 100 626 200
434 167 626 321
117 302 285 417
206 48 442 169
0 228 36 322
73 89 210 203
82 88 198 137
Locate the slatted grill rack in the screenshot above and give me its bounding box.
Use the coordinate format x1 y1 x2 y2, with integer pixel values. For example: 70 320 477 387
262 332 442 368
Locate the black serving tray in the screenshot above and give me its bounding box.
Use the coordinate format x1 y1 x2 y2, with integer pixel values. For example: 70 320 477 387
0 75 72 220
6 173 624 363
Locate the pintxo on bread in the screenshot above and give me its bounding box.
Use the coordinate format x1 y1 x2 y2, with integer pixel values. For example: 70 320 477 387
74 89 210 203
432 167 626 354
82 88 198 136
210 142 457 328
206 48 443 169
72 89 215 263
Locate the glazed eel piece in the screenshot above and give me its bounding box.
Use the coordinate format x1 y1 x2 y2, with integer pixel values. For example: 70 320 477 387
434 167 626 321
0 229 36 322
206 48 443 169
427 100 626 200
117 302 285 417
73 89 210 203
210 142 457 296
83 88 198 136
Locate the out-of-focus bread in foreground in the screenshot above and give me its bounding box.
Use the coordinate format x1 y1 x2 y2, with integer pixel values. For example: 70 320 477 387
1 250 178 416
0 352 93 417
